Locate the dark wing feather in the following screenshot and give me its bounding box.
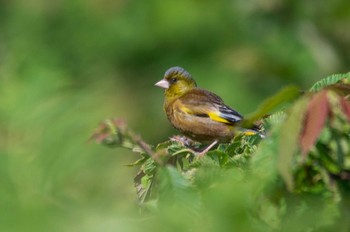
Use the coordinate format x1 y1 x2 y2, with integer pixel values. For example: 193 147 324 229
217 105 243 124
178 88 243 125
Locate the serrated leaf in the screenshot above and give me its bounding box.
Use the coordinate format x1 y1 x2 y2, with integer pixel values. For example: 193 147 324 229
125 156 149 167
155 140 174 151
158 166 201 212
310 73 350 92
278 97 310 191
263 111 286 128
300 91 330 155
134 170 155 203
144 158 157 175
207 150 229 167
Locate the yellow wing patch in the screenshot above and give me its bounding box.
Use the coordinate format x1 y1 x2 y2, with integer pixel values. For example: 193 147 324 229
179 105 231 124
208 112 231 124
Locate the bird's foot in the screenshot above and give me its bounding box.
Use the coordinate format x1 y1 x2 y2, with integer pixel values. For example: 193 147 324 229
170 136 218 158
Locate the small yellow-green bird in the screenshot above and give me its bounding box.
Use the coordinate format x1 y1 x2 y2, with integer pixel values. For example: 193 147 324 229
155 66 261 152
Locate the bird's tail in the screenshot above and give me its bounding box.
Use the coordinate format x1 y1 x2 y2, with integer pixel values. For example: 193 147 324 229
239 123 265 138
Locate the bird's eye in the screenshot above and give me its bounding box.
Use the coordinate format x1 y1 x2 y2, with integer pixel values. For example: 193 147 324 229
170 78 177 84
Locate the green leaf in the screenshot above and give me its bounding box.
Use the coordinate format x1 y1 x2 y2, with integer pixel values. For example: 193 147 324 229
243 85 301 127
317 143 342 174
158 166 201 213
134 170 155 204
207 150 229 167
263 111 286 129
125 155 149 167
278 96 310 191
144 158 157 175
310 73 350 92
134 158 158 203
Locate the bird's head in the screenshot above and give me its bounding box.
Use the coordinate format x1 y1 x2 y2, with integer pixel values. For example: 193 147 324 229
155 66 197 99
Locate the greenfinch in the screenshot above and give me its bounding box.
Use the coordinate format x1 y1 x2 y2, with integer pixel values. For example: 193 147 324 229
155 66 261 149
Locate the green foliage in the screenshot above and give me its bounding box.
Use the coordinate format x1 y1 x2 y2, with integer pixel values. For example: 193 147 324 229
243 85 301 127
2 1 350 231
277 97 310 191
310 73 350 92
92 73 350 231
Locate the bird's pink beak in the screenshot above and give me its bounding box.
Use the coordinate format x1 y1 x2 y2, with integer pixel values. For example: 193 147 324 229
155 79 169 89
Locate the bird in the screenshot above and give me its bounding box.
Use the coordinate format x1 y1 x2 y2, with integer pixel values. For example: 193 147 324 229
155 66 262 155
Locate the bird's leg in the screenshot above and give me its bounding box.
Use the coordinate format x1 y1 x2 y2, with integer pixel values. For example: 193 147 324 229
170 136 218 158
197 140 218 158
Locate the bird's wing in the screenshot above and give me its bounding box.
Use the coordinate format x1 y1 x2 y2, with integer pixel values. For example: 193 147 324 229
177 88 243 125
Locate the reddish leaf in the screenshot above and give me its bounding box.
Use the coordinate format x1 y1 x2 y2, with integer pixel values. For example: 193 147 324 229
89 121 110 143
300 91 330 156
339 97 350 122
89 118 126 143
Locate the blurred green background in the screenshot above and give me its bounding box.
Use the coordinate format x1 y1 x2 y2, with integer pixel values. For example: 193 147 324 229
1 0 350 231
